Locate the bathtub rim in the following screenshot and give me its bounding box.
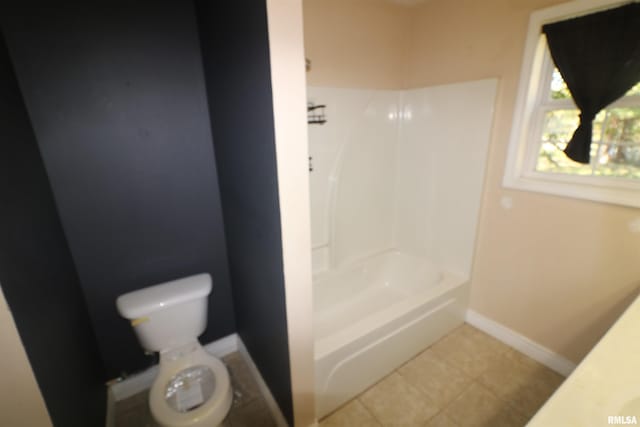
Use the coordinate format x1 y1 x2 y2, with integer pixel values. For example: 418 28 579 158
314 268 467 359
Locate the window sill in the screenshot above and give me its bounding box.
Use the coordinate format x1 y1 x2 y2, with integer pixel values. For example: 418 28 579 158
503 173 640 209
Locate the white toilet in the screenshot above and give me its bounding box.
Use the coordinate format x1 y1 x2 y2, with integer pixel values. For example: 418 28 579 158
116 273 232 427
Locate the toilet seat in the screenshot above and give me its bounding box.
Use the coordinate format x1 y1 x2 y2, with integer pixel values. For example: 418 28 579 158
150 342 232 427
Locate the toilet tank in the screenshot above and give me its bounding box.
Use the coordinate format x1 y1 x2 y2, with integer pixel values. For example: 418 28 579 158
116 274 212 352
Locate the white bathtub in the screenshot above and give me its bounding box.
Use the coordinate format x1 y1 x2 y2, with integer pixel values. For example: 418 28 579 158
314 250 469 418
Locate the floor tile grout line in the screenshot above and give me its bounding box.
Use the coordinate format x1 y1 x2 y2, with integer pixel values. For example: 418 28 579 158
392 334 486 419
393 367 443 407
429 326 520 383
471 379 534 424
421 347 475 380
423 408 462 427
473 343 563 419
392 349 476 425
423 373 482 424
416 325 537 423
355 396 385 426
358 371 439 427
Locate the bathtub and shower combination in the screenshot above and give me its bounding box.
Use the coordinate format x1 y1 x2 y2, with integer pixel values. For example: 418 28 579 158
307 80 498 417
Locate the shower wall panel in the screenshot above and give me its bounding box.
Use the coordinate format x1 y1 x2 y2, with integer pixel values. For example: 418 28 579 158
308 80 497 278
394 79 497 277
307 87 400 272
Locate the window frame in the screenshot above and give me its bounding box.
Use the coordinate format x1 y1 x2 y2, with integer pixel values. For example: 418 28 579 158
503 0 640 208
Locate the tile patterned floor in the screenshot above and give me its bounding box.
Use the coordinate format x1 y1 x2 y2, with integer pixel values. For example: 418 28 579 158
114 352 276 427
320 323 565 427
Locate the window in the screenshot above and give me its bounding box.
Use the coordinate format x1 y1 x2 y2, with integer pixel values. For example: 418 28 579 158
504 0 640 207
534 57 640 179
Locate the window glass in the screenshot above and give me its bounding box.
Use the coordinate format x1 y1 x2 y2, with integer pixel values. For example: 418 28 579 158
549 68 570 100
535 69 640 179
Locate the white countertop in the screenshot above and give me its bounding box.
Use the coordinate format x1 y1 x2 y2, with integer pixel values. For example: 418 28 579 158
528 293 640 427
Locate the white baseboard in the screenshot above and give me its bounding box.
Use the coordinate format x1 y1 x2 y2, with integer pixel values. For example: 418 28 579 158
204 333 240 358
109 333 239 402
236 337 289 427
109 365 158 402
105 387 115 427
465 310 576 377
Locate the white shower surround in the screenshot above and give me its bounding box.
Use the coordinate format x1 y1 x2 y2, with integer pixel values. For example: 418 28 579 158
308 79 497 417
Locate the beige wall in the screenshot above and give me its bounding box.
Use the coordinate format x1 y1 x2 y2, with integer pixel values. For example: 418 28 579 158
303 0 410 89
302 0 640 363
0 288 52 427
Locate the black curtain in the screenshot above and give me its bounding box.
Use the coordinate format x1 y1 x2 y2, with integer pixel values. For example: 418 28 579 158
542 3 640 164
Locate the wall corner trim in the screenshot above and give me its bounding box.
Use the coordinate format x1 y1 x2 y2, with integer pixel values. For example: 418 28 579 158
465 310 576 377
265 0 316 424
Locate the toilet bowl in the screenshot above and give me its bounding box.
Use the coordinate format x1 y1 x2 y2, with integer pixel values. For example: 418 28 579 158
116 274 232 427
150 342 232 427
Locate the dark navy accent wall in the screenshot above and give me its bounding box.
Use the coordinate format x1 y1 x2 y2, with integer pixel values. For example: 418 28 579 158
2 2 236 378
0 30 105 426
195 1 293 424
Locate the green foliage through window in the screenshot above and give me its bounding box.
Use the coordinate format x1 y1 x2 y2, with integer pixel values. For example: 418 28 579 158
536 70 640 179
